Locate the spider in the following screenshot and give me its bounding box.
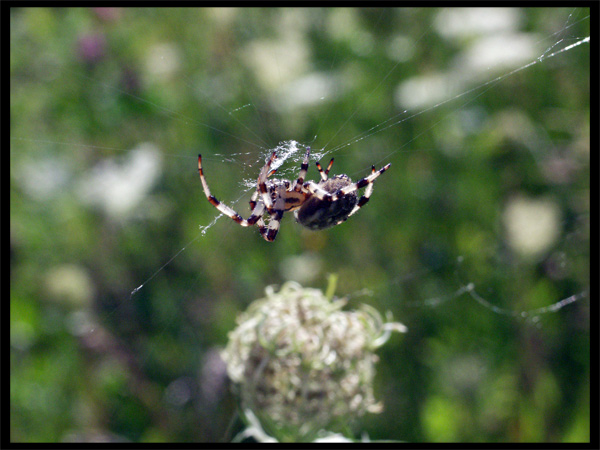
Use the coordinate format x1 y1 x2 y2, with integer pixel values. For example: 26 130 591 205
197 147 390 241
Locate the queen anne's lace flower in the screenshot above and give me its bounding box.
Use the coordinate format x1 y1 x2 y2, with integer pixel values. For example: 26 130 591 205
221 281 406 441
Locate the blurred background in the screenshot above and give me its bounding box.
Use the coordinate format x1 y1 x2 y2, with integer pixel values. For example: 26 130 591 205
10 7 590 443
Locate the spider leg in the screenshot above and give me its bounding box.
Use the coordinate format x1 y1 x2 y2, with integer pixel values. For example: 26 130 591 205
266 210 284 241
248 189 260 212
303 180 335 201
258 151 277 212
304 162 390 204
255 216 268 238
246 202 266 225
334 164 390 225
345 166 376 219
256 210 283 242
293 147 311 192
249 163 278 211
337 163 391 198
198 154 264 226
259 151 278 179
315 158 334 181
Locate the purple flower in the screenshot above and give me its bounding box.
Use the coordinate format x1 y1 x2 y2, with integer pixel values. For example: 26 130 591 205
78 33 106 65
93 8 122 22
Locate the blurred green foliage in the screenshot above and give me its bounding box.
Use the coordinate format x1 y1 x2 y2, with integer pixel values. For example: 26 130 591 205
10 7 590 443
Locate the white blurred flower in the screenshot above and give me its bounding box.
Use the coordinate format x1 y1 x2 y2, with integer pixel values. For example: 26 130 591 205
78 143 162 219
44 264 95 308
275 72 339 112
243 38 309 93
279 253 323 284
17 155 70 201
454 32 539 79
435 8 522 39
396 8 539 109
503 195 561 258
395 72 459 110
145 43 181 80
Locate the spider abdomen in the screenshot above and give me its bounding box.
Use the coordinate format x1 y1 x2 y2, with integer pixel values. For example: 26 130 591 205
295 176 358 230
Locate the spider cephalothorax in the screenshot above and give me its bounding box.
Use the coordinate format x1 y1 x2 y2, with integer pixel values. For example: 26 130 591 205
198 147 390 241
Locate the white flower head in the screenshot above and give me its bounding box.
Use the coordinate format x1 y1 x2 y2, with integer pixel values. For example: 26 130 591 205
222 281 406 442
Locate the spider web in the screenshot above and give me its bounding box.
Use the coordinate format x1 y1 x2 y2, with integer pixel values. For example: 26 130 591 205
125 8 590 325
9 7 591 442
9 7 589 338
